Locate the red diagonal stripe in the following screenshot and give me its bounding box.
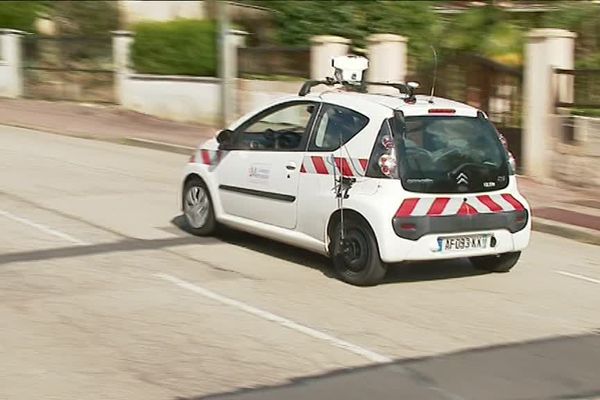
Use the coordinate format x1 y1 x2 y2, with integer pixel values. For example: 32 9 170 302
457 202 478 216
501 194 525 211
359 158 368 172
311 156 329 174
334 157 354 176
201 149 211 165
427 197 450 216
395 198 420 217
342 158 354 176
477 195 503 212
300 164 306 173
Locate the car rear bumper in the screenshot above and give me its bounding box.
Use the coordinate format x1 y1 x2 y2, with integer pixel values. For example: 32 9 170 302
392 210 528 240
377 222 531 263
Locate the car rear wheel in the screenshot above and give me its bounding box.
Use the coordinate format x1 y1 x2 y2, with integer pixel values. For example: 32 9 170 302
470 251 521 273
330 217 387 286
183 177 216 236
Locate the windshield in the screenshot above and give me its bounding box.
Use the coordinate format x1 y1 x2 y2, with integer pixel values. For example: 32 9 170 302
395 115 509 193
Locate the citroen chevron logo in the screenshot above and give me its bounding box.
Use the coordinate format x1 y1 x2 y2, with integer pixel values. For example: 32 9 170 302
456 172 469 185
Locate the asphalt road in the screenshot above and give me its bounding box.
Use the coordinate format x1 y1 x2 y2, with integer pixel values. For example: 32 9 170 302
1 125 599 400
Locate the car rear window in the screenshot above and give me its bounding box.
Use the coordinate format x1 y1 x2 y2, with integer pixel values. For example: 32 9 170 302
396 115 510 193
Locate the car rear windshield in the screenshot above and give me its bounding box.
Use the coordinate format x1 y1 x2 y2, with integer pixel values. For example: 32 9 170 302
395 115 510 194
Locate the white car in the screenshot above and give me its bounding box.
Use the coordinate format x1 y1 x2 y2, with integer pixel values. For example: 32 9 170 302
181 77 530 286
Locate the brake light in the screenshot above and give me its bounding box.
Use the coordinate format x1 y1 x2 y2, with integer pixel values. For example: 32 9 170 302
378 154 397 177
399 223 416 231
428 108 455 114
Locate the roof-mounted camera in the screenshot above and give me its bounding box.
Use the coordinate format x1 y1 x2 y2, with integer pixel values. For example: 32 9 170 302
298 55 418 103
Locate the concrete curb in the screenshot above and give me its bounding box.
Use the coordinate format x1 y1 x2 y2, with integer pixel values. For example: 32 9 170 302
0 122 199 155
532 217 599 246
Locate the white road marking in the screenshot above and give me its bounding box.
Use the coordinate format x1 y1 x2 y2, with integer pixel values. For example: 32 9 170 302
155 273 393 364
555 270 600 284
0 209 89 245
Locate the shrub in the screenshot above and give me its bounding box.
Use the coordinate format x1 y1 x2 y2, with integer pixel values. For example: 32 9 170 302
131 19 217 76
0 1 46 32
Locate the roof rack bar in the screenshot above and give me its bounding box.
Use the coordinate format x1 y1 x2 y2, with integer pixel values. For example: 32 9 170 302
298 79 417 103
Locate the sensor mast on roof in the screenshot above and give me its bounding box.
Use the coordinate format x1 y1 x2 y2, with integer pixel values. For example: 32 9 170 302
298 55 419 103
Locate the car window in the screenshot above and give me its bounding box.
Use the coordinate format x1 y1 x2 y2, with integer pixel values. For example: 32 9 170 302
308 104 369 151
397 116 509 193
234 102 317 151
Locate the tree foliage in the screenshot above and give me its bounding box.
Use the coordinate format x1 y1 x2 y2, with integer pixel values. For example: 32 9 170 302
49 1 119 37
0 1 46 32
245 0 600 69
247 0 440 66
439 5 526 66
0 1 118 36
541 1 600 68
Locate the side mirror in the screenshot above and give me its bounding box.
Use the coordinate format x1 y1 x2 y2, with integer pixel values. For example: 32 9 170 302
216 129 233 145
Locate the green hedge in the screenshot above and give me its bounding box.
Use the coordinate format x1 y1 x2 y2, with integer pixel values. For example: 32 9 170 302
0 1 45 32
131 19 217 76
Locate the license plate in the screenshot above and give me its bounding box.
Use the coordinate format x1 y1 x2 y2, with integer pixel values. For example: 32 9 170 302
437 234 491 252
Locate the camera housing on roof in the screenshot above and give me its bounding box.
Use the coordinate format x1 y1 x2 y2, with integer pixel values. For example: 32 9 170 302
332 55 369 85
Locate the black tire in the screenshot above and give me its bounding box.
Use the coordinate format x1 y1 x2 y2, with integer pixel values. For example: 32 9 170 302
470 251 521 273
182 177 216 236
330 217 387 286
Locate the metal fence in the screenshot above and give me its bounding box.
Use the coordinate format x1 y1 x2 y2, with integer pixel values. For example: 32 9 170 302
554 68 600 109
238 47 310 78
22 35 115 103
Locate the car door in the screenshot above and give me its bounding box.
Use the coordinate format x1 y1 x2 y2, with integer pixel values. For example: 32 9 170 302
215 100 320 229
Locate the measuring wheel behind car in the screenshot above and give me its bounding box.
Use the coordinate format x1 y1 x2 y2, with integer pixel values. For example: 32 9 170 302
183 177 216 236
331 217 387 286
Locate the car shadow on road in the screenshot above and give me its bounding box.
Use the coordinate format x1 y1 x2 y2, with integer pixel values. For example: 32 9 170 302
175 331 600 400
171 215 488 285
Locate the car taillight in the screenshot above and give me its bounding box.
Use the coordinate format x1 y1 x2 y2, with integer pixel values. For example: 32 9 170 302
366 121 398 178
496 130 516 174
378 154 397 177
428 108 455 114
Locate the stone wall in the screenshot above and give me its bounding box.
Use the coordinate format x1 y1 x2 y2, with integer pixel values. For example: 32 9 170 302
551 115 600 187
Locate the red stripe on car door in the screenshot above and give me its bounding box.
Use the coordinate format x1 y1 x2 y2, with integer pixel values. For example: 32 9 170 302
201 150 211 165
334 157 354 176
311 156 329 174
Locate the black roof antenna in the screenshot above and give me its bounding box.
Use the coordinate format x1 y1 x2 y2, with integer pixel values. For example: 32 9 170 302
429 46 438 104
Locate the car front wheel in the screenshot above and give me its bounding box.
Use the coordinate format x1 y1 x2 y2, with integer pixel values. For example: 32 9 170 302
330 217 387 286
183 177 216 236
470 251 521 273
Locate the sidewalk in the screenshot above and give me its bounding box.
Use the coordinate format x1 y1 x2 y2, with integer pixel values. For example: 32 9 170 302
0 98 216 150
1 98 598 244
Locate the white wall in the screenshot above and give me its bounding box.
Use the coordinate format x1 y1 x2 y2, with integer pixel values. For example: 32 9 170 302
0 30 24 98
121 75 220 125
119 0 206 25
237 79 302 116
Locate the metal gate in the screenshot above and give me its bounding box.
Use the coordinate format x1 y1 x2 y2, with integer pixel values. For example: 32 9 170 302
410 53 523 163
22 35 114 103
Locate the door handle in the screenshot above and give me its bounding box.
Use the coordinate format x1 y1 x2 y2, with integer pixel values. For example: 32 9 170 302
285 162 297 171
